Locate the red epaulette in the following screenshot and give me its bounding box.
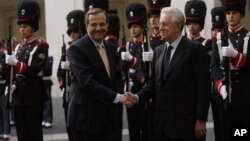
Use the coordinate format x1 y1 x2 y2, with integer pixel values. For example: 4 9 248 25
105 35 117 42
37 41 49 48
204 38 212 46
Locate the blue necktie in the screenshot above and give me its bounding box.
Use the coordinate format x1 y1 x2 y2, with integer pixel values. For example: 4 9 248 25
162 45 173 79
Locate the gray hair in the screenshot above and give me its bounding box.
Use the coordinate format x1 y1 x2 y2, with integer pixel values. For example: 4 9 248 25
161 7 185 30
85 8 109 25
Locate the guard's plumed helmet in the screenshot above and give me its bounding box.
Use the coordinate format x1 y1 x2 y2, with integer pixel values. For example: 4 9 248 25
84 0 109 12
147 0 171 17
221 0 246 17
185 0 207 30
17 0 40 32
66 10 86 36
211 7 225 30
126 3 147 28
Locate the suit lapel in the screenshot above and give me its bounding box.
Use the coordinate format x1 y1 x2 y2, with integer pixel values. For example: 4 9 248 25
165 37 187 78
156 44 167 81
86 35 110 80
85 35 101 63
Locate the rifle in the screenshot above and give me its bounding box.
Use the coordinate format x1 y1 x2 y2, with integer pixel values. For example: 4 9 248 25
221 24 231 107
6 25 13 108
121 25 130 92
61 34 69 104
122 25 126 49
78 22 83 38
142 23 151 83
220 23 230 141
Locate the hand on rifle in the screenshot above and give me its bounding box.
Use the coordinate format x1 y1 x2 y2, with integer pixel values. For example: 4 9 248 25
61 61 70 70
221 40 238 58
142 50 153 62
6 54 18 66
121 52 133 61
219 85 227 100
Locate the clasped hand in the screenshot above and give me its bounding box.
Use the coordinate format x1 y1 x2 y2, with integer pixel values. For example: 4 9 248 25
119 92 137 108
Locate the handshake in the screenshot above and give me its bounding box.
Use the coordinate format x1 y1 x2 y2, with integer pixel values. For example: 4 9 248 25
119 92 138 108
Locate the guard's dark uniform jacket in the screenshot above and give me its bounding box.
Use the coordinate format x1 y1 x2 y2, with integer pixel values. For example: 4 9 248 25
211 28 250 125
0 53 7 96
189 36 212 55
13 39 49 105
43 56 53 88
124 41 146 92
189 36 212 64
149 33 165 50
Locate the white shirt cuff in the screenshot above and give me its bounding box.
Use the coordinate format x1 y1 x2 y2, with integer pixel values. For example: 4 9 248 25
113 93 121 103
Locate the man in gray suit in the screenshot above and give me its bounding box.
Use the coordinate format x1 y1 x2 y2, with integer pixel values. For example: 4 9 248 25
126 7 211 141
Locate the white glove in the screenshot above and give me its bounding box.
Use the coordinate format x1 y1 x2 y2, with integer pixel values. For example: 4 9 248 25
61 61 70 70
123 79 134 92
219 85 227 100
5 54 18 66
121 52 133 61
221 41 238 58
142 50 153 62
5 84 16 96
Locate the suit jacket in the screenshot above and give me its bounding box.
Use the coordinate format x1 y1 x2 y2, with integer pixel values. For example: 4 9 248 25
138 36 211 137
67 34 123 134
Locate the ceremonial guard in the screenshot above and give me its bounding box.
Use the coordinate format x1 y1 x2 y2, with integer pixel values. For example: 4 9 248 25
84 0 109 12
57 9 86 141
105 13 120 47
147 0 170 50
121 3 149 141
211 0 250 139
5 1 49 140
0 40 10 140
185 0 206 42
210 7 228 141
184 0 212 54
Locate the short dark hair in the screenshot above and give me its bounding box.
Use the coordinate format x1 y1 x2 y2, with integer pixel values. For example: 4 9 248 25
85 8 109 25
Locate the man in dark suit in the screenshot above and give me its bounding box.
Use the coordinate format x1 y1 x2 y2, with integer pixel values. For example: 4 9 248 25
67 8 126 141
126 7 211 141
